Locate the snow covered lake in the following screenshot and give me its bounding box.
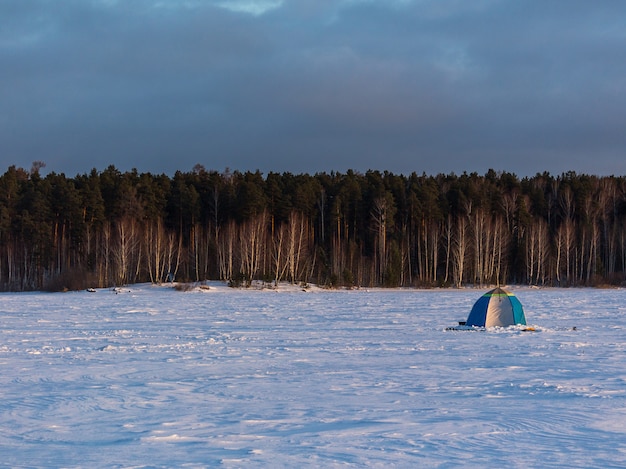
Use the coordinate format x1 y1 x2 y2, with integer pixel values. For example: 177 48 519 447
1 284 625 468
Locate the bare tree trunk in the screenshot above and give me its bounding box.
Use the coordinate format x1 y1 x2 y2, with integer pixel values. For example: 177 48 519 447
318 188 326 244
559 188 575 285
101 222 112 287
371 197 388 285
165 232 180 282
217 221 236 282
145 218 167 284
282 211 309 284
331 204 343 281
442 215 451 285
239 211 267 284
190 224 201 282
452 215 468 288
272 221 287 286
113 217 140 286
526 218 549 285
554 226 563 285
555 219 576 286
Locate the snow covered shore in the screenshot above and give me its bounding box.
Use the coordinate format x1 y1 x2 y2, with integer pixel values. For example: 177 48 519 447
1 284 625 467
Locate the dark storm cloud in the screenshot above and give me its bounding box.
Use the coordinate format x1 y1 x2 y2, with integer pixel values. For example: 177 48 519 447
2 0 626 177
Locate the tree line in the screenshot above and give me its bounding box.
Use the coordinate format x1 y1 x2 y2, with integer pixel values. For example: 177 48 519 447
1 163 626 291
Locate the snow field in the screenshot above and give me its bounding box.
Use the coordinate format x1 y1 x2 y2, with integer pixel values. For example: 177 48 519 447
0 285 625 467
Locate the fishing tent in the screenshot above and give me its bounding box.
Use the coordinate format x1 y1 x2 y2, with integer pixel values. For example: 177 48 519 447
465 287 526 327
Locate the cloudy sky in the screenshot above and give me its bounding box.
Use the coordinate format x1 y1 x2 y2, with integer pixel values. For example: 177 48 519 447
2 0 626 177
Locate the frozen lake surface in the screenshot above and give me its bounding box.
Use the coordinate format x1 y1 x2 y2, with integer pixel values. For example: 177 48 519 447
1 284 625 468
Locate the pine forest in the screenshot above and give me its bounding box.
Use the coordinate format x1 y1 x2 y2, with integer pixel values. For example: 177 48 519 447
2 163 626 291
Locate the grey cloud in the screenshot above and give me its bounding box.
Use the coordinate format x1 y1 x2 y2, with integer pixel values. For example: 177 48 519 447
2 0 626 177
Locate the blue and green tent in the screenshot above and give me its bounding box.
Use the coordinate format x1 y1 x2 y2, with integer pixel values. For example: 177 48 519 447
465 287 526 327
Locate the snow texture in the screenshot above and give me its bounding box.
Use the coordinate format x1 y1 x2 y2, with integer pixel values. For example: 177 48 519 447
1 284 625 468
